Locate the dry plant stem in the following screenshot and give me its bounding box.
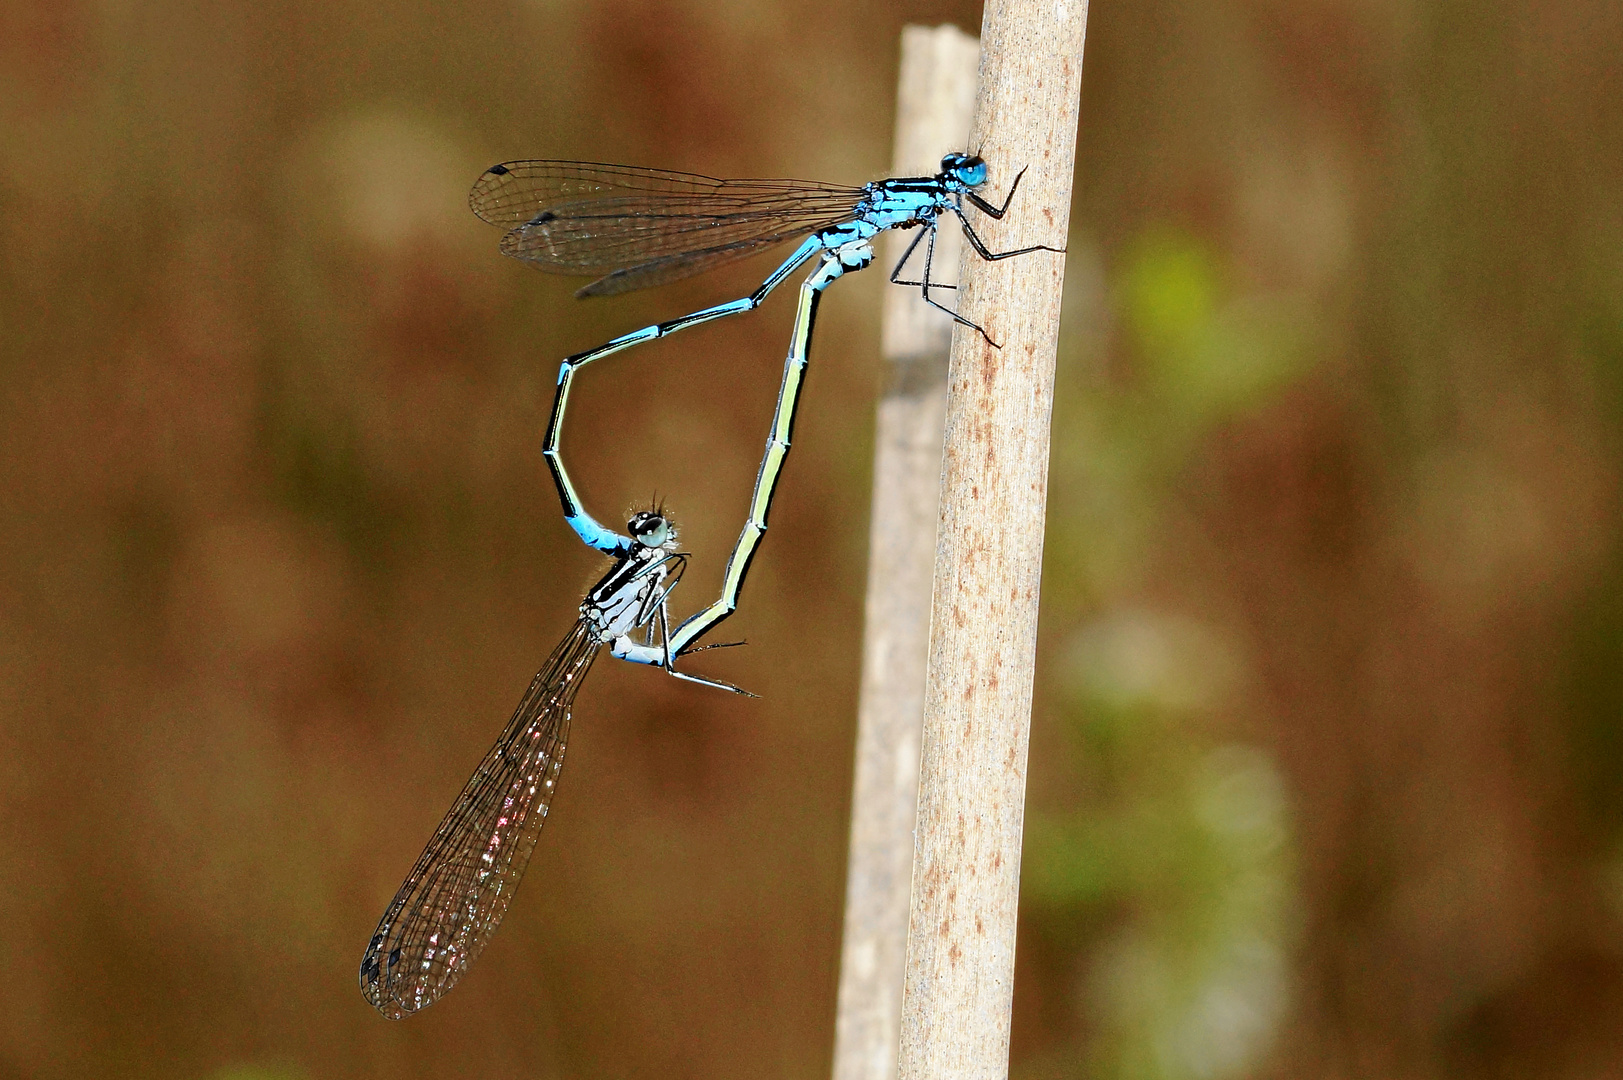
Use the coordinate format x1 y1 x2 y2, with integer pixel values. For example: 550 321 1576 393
832 24 979 1080
896 0 1088 1077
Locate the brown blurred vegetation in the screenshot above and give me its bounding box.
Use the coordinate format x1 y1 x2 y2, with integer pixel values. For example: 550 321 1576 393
2 0 1622 1078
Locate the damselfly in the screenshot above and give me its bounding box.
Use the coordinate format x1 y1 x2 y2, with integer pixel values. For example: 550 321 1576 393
471 153 1061 657
359 509 743 1019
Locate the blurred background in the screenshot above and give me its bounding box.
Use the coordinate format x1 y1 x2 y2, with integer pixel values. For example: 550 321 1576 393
2 0 1622 1077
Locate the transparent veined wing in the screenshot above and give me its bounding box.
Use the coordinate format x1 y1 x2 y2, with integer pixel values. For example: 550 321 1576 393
469 160 865 293
359 619 601 1019
566 237 796 298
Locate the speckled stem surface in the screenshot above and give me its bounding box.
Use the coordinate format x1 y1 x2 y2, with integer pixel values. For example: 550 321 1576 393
896 0 1088 1076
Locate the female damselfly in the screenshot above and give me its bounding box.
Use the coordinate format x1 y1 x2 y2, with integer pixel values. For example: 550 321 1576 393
472 153 1061 659
359 509 743 1019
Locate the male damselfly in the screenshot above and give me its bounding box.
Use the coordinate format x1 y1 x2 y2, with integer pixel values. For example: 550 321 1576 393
472 153 1062 659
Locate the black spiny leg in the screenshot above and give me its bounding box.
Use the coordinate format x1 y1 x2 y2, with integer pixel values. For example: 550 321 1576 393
964 165 1029 219
888 221 999 347
953 204 1065 264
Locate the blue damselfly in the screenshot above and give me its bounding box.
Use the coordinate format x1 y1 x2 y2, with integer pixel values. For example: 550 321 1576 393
471 153 1061 657
359 509 742 1019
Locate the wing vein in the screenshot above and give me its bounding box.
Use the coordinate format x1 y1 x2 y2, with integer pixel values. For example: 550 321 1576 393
359 618 601 1019
470 160 865 291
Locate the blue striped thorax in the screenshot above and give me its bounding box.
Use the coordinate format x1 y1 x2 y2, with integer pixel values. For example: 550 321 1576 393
848 153 991 236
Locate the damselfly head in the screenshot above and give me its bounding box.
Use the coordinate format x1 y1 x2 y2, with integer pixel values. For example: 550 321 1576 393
940 152 988 190
627 510 673 549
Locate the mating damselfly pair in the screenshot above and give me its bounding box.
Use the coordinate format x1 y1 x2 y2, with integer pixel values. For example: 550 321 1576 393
359 151 1061 1018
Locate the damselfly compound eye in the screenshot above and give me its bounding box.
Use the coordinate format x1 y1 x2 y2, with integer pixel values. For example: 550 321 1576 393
627 511 671 548
940 153 987 188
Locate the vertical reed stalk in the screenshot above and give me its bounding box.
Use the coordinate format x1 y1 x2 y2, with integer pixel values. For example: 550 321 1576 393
896 1 1089 1075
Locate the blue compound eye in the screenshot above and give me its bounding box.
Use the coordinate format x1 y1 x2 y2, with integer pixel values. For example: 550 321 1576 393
942 153 987 188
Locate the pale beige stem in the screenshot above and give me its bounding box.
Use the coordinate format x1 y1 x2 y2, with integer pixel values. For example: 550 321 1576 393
896 1 1089 1077
832 24 979 1080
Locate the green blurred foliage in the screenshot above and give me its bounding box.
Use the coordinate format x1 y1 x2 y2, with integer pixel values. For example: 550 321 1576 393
1025 229 1305 1080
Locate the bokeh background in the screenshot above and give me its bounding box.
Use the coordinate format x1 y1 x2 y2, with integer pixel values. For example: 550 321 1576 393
3 0 1622 1077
